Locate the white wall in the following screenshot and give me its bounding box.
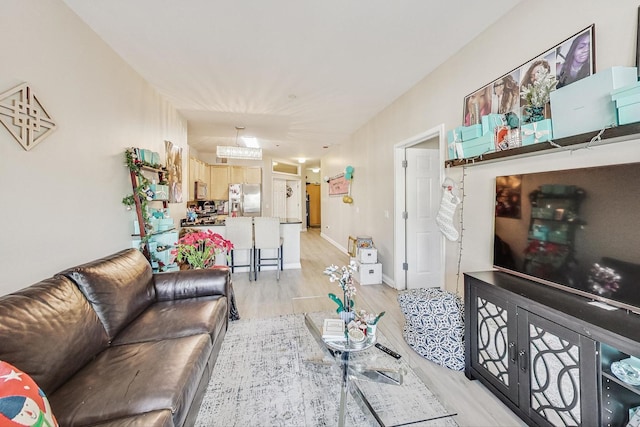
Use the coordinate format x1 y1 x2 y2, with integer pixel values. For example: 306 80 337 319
321 0 640 292
0 0 187 294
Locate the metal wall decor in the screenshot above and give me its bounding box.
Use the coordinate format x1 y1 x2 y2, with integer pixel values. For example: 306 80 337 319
0 83 57 151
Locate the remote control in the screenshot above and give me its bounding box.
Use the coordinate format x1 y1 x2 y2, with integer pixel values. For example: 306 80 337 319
375 343 401 359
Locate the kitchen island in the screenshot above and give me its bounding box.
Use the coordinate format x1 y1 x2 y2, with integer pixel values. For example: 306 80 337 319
180 218 302 271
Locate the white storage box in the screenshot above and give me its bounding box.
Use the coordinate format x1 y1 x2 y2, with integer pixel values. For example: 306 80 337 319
355 261 382 285
357 247 378 264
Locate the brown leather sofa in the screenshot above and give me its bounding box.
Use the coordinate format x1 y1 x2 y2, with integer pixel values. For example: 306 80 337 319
0 248 231 426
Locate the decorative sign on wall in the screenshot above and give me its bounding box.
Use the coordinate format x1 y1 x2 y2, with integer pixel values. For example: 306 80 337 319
0 83 57 151
328 174 349 196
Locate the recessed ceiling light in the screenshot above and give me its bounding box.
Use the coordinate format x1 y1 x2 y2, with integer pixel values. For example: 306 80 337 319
298 158 306 164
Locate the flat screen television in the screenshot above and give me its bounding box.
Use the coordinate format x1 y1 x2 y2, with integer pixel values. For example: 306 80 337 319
494 162 640 313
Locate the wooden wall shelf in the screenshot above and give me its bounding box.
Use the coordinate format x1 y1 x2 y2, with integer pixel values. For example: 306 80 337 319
445 122 640 168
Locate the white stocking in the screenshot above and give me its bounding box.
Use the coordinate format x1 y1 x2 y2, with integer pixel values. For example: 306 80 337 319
436 181 461 241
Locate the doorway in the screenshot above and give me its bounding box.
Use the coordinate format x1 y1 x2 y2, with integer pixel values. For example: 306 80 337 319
273 178 302 221
306 183 321 228
394 125 446 291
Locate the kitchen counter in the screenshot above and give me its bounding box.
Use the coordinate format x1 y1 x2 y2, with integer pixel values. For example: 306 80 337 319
181 217 302 227
180 219 302 271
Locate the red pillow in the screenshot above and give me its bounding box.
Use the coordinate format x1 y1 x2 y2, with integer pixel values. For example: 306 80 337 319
0 361 58 426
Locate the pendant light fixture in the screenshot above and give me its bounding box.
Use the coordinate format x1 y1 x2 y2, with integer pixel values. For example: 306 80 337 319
216 126 263 160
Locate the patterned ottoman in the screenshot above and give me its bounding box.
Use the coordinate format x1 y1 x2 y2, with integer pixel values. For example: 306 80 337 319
398 288 465 371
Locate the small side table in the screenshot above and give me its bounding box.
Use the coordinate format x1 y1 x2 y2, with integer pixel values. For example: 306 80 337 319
304 314 403 427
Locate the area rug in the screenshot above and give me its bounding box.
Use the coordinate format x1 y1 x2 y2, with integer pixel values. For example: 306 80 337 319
195 312 458 426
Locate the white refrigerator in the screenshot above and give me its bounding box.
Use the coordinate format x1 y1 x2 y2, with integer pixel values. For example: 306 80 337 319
229 183 261 217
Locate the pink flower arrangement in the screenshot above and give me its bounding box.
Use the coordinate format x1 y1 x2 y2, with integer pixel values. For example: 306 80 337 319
172 230 233 269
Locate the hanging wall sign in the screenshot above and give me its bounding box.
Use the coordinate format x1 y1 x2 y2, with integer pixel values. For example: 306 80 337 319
328 174 350 196
0 83 57 151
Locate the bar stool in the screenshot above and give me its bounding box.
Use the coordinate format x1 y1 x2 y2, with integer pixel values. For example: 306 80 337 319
253 217 283 281
224 217 254 280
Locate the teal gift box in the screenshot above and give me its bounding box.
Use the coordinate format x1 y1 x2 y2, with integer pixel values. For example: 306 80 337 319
446 127 463 160
481 114 504 135
548 230 569 244
151 184 169 200
618 102 640 125
521 119 553 146
459 133 494 158
611 81 640 103
460 124 482 141
151 152 161 166
550 66 638 139
531 224 549 241
613 83 640 125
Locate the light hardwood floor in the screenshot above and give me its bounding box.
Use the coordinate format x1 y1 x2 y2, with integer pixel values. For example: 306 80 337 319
231 228 525 427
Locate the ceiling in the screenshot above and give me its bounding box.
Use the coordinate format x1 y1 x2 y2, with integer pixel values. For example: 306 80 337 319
62 0 522 168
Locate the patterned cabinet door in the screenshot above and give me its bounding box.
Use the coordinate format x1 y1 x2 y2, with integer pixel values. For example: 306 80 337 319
517 310 597 427
469 283 519 405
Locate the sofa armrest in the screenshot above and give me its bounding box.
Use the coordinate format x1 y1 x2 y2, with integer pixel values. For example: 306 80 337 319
153 267 231 302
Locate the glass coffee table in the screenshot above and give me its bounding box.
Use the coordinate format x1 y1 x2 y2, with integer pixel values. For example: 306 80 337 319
303 313 456 426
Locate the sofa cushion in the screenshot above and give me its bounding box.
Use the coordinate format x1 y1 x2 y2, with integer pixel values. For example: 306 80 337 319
0 360 59 426
49 334 211 427
112 296 227 346
0 277 109 394
59 248 156 341
90 410 174 427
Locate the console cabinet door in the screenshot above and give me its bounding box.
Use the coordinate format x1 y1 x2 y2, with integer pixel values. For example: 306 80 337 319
517 310 598 427
469 283 519 405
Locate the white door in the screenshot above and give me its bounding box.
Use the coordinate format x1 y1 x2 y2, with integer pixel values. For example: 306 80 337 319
272 179 287 219
285 180 301 221
405 147 442 288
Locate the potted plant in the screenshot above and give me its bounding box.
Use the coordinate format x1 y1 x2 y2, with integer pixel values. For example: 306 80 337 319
172 229 233 269
520 69 557 123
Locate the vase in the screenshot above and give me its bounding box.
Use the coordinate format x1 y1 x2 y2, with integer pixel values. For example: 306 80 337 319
525 106 545 123
366 323 377 337
339 291 354 322
340 310 355 323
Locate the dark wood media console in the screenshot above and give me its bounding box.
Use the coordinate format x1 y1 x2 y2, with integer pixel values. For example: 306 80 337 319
465 271 640 426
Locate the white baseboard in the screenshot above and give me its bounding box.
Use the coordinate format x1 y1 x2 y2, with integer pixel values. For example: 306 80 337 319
320 233 349 255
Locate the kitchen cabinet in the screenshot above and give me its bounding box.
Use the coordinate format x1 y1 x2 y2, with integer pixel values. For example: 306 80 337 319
188 157 196 201
229 166 262 184
229 166 244 184
190 160 261 200
465 271 640 426
188 157 211 200
244 167 262 184
209 165 230 200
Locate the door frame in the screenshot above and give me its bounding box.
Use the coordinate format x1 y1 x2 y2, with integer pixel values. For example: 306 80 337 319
393 124 446 290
